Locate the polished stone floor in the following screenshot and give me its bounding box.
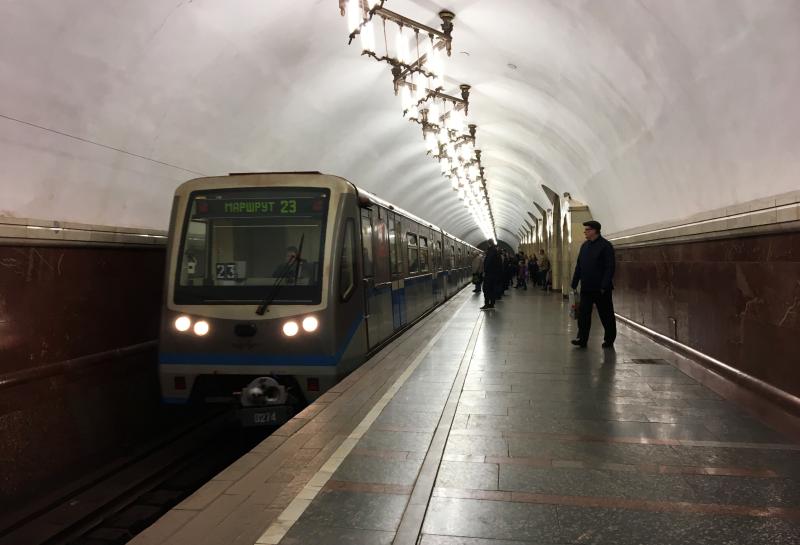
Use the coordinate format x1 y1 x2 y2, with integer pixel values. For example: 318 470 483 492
280 287 800 545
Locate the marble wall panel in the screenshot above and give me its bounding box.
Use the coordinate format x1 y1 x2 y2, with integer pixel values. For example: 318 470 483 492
0 244 165 375
0 243 166 513
615 231 800 397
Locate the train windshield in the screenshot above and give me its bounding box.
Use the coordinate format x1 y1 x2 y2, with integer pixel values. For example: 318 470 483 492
174 187 330 305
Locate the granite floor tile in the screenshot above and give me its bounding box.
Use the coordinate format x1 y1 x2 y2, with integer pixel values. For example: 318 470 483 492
555 505 800 545
506 437 686 465
419 534 557 544
385 400 448 414
681 473 800 507
557 419 720 441
670 445 800 475
498 465 698 502
456 403 510 416
444 435 509 457
332 454 423 486
296 490 408 532
357 430 433 453
373 410 442 432
435 461 499 491
701 419 792 444
280 524 395 545
421 497 561 542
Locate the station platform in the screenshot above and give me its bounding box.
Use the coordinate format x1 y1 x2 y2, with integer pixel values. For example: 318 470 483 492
132 288 800 545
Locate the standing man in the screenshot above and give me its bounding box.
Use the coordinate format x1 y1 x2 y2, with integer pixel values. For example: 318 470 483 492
570 221 616 348
538 249 551 291
481 241 502 310
471 251 484 293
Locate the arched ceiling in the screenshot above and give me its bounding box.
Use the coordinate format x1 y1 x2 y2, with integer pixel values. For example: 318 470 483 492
1 1 797 246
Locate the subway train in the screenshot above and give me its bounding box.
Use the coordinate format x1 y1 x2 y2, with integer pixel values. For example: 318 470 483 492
158 172 478 425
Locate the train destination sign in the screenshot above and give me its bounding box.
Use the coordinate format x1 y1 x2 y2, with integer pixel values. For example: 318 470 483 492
193 197 325 218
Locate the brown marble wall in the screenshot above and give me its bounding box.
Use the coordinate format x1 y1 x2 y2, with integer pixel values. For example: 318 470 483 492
0 245 165 375
615 231 800 397
0 243 166 513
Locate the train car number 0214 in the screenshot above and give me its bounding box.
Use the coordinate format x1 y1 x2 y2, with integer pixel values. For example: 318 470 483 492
240 406 288 427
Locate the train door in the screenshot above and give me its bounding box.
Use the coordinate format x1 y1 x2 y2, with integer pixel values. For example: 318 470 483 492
447 240 456 296
360 208 375 348
370 207 393 346
433 233 442 304
388 212 406 330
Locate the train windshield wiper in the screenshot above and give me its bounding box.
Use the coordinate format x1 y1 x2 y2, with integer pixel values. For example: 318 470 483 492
255 234 304 315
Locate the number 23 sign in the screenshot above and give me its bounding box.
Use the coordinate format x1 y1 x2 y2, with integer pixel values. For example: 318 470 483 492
216 263 237 280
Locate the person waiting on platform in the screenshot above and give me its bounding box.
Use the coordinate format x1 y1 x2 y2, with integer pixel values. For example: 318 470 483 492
528 255 539 285
515 258 528 290
570 220 617 348
471 251 484 293
481 241 502 310
538 249 551 290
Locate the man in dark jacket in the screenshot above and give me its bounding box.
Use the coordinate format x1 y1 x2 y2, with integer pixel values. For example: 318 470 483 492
570 221 616 348
481 241 502 310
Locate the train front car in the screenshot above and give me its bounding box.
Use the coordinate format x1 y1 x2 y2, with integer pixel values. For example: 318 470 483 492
158 173 364 426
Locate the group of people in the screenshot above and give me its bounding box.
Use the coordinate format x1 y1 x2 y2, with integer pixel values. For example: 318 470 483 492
470 220 617 349
471 246 552 310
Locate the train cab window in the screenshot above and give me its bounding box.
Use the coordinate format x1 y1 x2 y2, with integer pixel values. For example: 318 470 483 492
388 216 398 274
407 233 419 274
340 219 356 300
174 187 329 305
419 236 429 272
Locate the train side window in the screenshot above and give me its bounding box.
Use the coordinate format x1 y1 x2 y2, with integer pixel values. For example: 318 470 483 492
340 219 356 300
419 236 429 272
407 233 419 274
388 215 398 274
435 240 442 270
449 244 455 269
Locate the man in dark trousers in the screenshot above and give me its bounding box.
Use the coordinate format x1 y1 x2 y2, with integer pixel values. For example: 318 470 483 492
481 241 502 310
570 221 617 348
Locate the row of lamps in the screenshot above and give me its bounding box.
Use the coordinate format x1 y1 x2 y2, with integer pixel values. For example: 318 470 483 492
340 0 497 242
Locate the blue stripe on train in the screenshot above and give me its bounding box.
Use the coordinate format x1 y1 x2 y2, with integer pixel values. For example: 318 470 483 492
159 315 363 367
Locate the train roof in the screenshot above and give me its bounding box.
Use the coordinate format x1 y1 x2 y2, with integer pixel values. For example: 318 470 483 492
354 186 478 251
174 173 479 251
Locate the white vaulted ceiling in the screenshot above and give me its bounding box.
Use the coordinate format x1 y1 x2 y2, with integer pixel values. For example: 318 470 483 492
1 0 798 246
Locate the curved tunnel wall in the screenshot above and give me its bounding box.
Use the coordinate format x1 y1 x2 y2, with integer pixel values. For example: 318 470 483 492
0 1 798 247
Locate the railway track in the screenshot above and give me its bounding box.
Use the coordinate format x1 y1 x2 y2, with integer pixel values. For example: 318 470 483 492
0 406 273 545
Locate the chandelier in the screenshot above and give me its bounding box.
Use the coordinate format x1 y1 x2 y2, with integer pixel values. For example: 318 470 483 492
340 0 497 243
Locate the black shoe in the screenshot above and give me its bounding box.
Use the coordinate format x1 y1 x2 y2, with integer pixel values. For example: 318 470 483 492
571 339 587 348
480 304 495 310
602 341 615 348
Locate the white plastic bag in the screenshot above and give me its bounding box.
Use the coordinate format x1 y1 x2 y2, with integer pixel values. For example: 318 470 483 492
569 290 580 320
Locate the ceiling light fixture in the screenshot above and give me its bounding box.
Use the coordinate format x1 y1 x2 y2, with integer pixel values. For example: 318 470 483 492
340 0 497 243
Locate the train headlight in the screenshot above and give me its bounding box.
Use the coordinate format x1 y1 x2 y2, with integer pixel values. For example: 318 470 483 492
174 316 192 332
282 321 299 337
302 316 319 333
193 320 210 336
